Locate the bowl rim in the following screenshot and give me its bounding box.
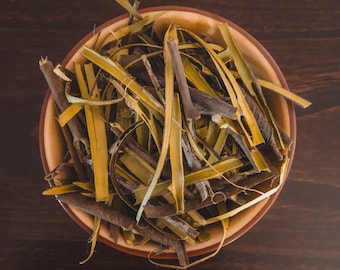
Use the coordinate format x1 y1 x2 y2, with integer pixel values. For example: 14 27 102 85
39 5 296 260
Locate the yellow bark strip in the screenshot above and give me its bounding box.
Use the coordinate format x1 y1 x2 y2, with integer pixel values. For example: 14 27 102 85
169 93 185 213
74 63 109 202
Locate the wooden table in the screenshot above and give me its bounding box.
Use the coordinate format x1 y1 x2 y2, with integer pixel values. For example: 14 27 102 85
1 0 339 269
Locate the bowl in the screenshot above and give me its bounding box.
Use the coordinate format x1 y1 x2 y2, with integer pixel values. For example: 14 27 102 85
39 6 296 263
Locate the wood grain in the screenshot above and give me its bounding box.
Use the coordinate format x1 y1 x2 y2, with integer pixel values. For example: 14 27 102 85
0 0 339 269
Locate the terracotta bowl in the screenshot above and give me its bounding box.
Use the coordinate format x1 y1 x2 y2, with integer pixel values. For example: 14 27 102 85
39 6 296 260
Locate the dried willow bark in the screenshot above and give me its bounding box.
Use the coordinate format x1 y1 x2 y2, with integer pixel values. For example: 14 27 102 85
57 193 180 248
39 58 87 146
143 163 279 218
110 123 171 179
243 90 283 160
182 131 211 202
167 39 200 128
39 58 92 183
189 87 237 119
40 2 311 267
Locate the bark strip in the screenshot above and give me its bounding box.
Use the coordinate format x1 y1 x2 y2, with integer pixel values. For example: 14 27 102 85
39 57 87 144
144 160 279 218
57 193 179 249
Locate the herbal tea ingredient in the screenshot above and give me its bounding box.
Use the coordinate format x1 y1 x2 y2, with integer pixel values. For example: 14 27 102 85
40 1 311 268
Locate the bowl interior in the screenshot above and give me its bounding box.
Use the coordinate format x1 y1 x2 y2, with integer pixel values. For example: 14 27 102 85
40 7 296 259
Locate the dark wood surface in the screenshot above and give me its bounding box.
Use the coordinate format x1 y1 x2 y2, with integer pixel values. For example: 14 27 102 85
1 0 339 269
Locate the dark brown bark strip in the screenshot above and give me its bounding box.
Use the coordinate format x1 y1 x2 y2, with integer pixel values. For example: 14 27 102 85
57 193 179 249
59 114 88 181
167 39 201 123
189 87 237 119
144 164 279 218
243 91 283 160
39 57 87 144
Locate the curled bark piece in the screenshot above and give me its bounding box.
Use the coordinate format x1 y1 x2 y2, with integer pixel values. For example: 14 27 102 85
39 57 87 144
167 39 201 123
243 92 283 160
162 216 200 240
144 165 278 218
189 87 237 119
57 193 179 249
175 240 189 268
